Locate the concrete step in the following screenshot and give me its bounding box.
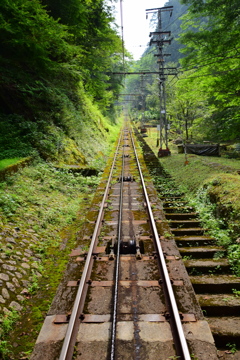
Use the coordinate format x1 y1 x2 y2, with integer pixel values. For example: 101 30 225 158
170 220 201 228
184 258 230 274
165 212 198 220
207 317 240 348
197 294 240 316
163 206 194 213
175 235 215 246
179 246 225 259
171 227 205 236
190 275 240 293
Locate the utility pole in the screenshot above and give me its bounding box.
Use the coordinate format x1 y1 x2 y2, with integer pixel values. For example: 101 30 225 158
146 6 175 157
140 73 147 133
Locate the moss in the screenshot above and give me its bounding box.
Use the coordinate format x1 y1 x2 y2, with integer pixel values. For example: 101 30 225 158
0 157 32 180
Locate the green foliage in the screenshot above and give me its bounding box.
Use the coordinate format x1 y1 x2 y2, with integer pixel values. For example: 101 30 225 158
179 0 240 141
226 343 237 354
0 193 20 216
28 270 40 294
127 0 240 143
0 0 126 162
0 158 22 170
0 162 100 230
0 0 73 69
166 72 210 142
232 289 240 297
0 114 37 160
228 244 240 276
0 309 19 359
146 133 240 276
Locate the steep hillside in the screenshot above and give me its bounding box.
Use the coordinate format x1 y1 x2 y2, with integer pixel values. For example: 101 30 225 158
0 0 125 164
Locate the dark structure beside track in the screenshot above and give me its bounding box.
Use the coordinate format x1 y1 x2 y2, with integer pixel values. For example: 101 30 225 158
178 144 220 156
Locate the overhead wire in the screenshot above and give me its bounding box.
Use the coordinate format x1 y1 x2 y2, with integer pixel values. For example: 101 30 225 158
120 0 125 70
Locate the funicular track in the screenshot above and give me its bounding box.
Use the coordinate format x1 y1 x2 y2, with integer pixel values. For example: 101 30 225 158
31 125 218 360
136 130 240 359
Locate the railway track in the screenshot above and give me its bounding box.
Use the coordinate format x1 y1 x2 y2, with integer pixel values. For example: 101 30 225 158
31 125 218 360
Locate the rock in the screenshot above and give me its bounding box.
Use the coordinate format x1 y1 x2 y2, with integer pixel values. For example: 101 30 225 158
21 263 30 269
15 272 23 279
7 260 17 265
9 301 22 311
21 280 30 287
2 288 10 299
22 239 30 244
12 277 20 288
17 295 25 302
2 264 17 271
32 262 40 270
25 249 33 254
19 268 27 275
3 307 10 314
6 282 16 292
12 255 21 261
0 273 10 281
0 295 6 303
6 237 17 244
23 252 31 258
21 288 29 296
6 271 14 278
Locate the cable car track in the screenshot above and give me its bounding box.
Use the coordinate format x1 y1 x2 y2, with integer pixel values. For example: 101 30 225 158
31 125 217 360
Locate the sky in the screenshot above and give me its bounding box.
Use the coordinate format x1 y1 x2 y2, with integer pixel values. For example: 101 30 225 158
111 0 167 60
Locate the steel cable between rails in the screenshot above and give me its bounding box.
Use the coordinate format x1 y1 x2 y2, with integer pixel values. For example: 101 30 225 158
130 130 191 360
110 128 126 360
59 131 123 360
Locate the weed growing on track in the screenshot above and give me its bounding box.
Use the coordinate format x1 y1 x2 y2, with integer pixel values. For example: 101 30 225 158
226 343 237 354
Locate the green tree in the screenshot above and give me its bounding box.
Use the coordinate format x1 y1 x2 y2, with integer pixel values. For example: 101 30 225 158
41 0 126 110
179 0 240 141
167 73 210 141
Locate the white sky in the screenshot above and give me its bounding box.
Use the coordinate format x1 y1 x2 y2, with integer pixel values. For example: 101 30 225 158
110 0 167 60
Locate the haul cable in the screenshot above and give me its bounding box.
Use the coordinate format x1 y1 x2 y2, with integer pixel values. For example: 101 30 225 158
110 129 126 359
130 130 191 360
59 132 123 360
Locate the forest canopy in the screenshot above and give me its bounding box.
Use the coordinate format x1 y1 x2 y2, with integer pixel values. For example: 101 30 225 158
0 0 126 160
179 0 240 141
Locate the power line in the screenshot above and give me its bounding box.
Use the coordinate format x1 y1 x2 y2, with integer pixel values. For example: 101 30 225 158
119 0 125 69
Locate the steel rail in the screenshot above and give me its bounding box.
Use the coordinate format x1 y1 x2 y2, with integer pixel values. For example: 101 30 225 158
110 129 125 360
130 129 191 360
59 132 123 360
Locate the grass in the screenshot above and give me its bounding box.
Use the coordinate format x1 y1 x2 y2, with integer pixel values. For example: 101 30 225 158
0 309 19 358
144 128 240 276
0 161 102 358
0 158 22 171
0 122 121 358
